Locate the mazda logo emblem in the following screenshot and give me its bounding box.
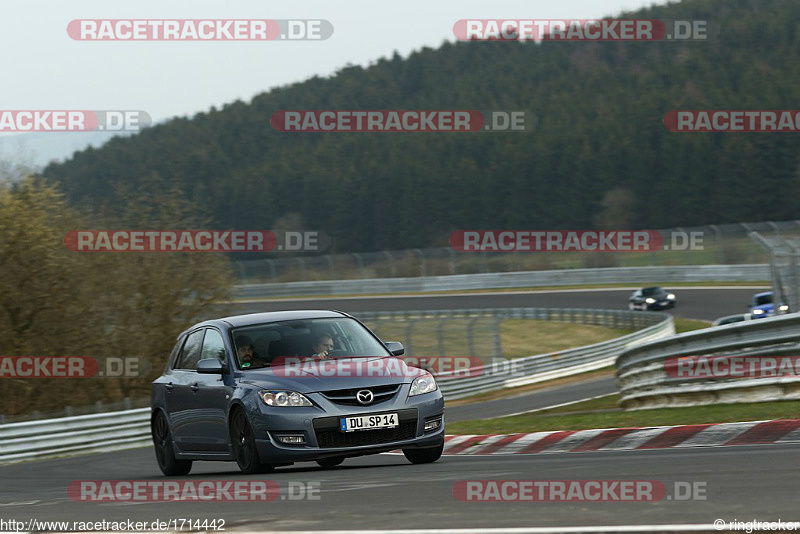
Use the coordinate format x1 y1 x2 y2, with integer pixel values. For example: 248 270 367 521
356 390 374 405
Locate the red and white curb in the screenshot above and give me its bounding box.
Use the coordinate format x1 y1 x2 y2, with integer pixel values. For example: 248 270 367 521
441 418 800 455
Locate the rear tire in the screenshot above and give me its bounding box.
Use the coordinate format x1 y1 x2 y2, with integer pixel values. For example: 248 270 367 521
403 442 444 464
152 412 192 476
316 457 345 468
230 409 274 474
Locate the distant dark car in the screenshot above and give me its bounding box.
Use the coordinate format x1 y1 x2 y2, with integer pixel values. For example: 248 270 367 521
748 291 789 319
151 310 445 476
628 287 676 311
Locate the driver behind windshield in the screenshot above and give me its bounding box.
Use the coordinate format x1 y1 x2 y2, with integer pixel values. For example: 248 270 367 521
311 333 335 360
236 335 268 369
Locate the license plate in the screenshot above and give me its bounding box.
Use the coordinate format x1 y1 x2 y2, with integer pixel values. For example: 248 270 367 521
340 413 398 432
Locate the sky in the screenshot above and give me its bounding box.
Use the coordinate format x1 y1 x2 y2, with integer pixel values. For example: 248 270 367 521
0 0 669 165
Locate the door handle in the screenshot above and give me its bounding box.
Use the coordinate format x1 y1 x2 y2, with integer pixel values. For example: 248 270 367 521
165 382 174 393
190 383 200 393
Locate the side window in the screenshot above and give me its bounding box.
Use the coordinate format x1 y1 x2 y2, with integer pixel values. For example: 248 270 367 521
166 335 185 372
200 329 227 364
175 329 205 370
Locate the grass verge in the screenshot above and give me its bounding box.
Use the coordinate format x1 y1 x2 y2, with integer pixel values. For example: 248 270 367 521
446 394 800 434
363 318 631 360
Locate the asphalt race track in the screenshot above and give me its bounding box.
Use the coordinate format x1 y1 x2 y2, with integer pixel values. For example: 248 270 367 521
229 287 765 322
3 285 793 532
1 444 798 530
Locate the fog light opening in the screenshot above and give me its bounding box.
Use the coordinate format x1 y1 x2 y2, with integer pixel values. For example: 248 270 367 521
424 418 442 432
276 434 306 445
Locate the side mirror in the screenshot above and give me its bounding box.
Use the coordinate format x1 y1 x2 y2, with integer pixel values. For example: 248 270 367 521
385 341 405 356
197 358 225 374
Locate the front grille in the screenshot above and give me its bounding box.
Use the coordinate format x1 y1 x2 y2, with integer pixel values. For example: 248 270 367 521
313 408 417 449
315 421 417 448
319 384 401 406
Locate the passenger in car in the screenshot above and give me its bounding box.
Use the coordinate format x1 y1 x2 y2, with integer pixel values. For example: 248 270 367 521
235 335 268 369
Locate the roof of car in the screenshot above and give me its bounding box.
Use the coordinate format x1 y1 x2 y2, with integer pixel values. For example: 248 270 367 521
178 310 352 337
218 310 350 327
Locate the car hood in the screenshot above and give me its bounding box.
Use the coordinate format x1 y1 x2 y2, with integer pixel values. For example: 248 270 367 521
237 356 426 393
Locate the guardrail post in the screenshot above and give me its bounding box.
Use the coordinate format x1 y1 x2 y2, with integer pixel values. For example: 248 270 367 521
493 318 503 358
404 319 419 356
233 261 247 280
265 259 276 282
352 253 367 279
326 255 336 279
295 258 307 281
413 249 427 277
383 251 397 278
467 316 482 357
436 318 448 356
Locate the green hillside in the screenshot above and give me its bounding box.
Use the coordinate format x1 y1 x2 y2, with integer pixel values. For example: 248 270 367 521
42 0 800 253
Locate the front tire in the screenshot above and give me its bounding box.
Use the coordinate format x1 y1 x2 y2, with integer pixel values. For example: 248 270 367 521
403 442 444 464
230 409 274 474
152 411 192 476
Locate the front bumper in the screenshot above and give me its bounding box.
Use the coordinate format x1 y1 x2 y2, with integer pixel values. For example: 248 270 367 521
646 300 674 310
250 389 445 463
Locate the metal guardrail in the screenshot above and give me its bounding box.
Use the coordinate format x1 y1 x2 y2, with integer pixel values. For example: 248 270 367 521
425 308 674 399
0 408 151 463
0 307 672 464
616 313 800 409
233 220 800 283
234 264 770 299
357 307 674 399
0 308 675 463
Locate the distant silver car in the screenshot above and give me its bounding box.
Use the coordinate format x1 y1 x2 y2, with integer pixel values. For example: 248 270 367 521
712 313 753 327
151 310 445 476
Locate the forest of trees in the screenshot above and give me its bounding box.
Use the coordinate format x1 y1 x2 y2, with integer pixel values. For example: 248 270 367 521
41 0 800 254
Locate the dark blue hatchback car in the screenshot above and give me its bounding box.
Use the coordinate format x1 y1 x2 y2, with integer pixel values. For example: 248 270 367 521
151 310 445 475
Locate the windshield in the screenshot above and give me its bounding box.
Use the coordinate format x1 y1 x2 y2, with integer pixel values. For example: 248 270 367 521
231 317 390 369
754 294 773 306
642 287 665 296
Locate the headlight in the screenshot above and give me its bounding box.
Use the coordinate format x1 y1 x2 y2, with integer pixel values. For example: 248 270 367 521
667 293 676 300
645 298 656 304
409 372 437 397
752 309 765 315
779 304 790 312
259 390 312 407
